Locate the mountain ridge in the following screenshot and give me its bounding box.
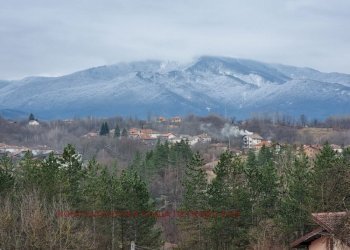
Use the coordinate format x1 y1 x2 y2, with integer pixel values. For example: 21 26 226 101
1 56 349 120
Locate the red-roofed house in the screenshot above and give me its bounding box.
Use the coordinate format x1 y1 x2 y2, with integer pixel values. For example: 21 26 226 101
157 116 167 123
291 212 350 249
128 128 142 139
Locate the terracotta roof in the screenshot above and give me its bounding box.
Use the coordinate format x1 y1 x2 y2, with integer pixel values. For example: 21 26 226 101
290 227 325 248
158 133 175 138
312 212 347 232
291 212 350 248
141 129 157 134
129 128 141 134
140 135 157 140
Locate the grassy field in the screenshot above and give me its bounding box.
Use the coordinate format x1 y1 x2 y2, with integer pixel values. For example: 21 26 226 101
298 127 335 138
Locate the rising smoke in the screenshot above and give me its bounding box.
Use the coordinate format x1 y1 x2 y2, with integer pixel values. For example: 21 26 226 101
220 123 252 138
199 122 252 140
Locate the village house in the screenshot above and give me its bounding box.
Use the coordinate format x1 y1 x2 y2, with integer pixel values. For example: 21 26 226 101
330 144 343 154
291 212 350 249
198 133 212 143
157 133 176 141
0 143 55 158
0 143 29 156
157 116 167 123
253 140 272 150
302 144 343 158
141 129 163 139
127 128 211 146
139 134 158 144
82 132 98 138
171 134 212 146
28 120 40 126
170 116 182 123
128 128 142 139
128 128 176 143
242 133 264 149
169 135 199 145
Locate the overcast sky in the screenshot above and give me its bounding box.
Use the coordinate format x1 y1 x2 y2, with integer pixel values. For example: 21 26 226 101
1 0 349 79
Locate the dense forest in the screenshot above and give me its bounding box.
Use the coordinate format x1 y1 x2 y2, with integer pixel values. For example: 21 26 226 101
1 140 350 249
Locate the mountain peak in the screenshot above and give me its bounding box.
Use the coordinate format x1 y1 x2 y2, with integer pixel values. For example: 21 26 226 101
1 56 349 120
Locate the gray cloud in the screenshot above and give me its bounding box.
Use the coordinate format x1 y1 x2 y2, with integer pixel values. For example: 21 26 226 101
1 0 349 79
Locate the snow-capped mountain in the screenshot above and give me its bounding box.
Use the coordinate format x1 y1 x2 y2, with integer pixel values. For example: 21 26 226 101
1 56 349 120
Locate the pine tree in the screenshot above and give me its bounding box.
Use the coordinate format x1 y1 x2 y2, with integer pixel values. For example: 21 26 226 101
114 124 121 138
99 123 105 136
19 151 41 189
28 113 35 121
179 152 209 248
0 154 15 193
311 143 350 211
104 122 109 135
58 144 84 206
121 128 128 137
117 170 161 248
278 153 312 238
80 158 107 246
247 146 279 224
37 152 60 199
99 122 110 136
182 152 207 210
208 151 251 249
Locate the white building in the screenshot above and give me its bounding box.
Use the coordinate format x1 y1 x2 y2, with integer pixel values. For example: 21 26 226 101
242 133 264 149
28 120 40 126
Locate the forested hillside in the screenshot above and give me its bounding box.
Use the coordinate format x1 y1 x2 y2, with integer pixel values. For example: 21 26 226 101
1 142 350 249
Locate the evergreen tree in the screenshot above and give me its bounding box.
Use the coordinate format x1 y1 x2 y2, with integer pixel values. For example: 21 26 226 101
19 151 41 189
311 143 350 211
99 122 110 136
37 152 60 199
179 152 209 248
99 123 105 136
58 144 84 206
0 154 15 193
247 146 279 224
114 124 121 138
121 128 128 137
182 152 208 209
278 153 312 239
117 170 161 249
208 151 251 249
130 151 145 179
80 158 107 246
28 113 35 121
104 122 109 135
343 147 350 164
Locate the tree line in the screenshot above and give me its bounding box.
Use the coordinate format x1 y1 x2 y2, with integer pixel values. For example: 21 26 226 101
1 141 350 249
0 145 161 249
177 143 350 249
